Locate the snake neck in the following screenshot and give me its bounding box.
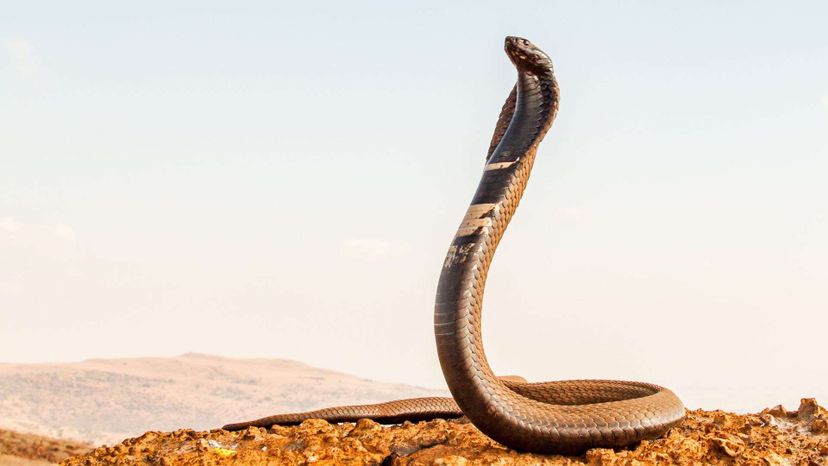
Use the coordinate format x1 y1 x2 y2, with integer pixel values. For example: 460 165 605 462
434 66 559 425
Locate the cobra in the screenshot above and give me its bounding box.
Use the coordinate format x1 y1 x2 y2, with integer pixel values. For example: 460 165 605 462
223 36 685 454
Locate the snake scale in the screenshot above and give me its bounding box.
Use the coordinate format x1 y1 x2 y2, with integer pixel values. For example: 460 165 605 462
223 36 685 454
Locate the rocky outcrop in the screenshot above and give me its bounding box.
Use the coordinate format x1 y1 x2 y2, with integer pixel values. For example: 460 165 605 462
61 399 827 465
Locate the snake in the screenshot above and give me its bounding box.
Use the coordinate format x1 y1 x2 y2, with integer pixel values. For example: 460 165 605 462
222 36 686 454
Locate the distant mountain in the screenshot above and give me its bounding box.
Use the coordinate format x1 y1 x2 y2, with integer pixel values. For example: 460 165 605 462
0 353 447 446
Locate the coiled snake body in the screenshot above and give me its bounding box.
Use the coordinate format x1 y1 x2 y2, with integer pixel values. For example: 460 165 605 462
223 36 685 454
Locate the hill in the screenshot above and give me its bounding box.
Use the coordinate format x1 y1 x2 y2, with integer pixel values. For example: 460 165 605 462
0 353 446 446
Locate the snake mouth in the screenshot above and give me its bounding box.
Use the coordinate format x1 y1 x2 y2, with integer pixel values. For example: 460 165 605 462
504 36 553 75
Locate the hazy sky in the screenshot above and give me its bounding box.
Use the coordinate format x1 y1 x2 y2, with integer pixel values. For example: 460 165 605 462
2 1 826 413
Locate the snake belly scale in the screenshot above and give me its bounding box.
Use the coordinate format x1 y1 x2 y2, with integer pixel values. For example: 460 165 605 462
222 36 685 454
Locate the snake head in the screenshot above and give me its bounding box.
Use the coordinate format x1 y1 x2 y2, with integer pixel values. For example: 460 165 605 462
504 36 553 75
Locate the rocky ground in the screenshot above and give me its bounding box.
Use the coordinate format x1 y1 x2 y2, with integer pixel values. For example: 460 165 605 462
60 399 827 465
0 428 91 465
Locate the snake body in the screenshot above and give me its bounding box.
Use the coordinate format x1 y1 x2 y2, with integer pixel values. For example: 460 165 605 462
223 36 685 454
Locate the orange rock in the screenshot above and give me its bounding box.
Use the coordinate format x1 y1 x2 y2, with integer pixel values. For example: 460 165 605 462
60 400 828 466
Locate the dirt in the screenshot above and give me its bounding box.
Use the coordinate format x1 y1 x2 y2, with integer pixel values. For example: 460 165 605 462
59 398 827 465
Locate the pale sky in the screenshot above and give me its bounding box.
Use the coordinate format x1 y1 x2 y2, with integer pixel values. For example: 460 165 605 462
1 1 827 413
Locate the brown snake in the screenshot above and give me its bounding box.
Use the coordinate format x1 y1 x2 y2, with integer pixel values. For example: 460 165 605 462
223 36 685 454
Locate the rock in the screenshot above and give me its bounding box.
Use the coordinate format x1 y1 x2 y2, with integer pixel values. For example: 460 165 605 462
797 398 822 422
60 400 828 466
712 433 745 457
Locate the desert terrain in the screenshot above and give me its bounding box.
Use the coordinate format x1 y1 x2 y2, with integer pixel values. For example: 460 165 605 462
64 399 828 465
0 353 446 446
1 355 826 464
0 428 90 465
